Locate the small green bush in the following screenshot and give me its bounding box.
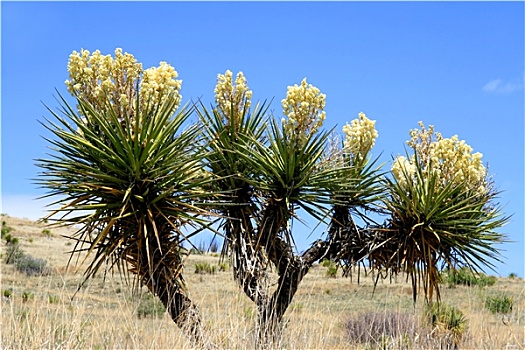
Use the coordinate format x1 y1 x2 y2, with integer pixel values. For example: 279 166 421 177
326 264 338 278
195 262 217 274
4 243 24 264
478 275 497 287
137 294 166 319
508 272 518 279
42 228 53 237
4 241 51 276
3 289 13 299
22 290 35 302
441 267 496 287
1 221 12 238
3 233 19 246
485 294 513 314
322 259 338 278
320 259 333 267
218 262 229 272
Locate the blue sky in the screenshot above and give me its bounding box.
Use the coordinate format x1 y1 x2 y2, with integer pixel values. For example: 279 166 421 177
1 1 523 277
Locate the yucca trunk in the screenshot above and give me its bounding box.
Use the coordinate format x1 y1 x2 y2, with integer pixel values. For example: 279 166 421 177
256 246 304 346
254 206 330 346
116 218 207 346
145 267 204 345
256 203 377 345
226 204 268 305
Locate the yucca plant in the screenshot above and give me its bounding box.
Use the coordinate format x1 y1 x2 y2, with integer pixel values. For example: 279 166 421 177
243 118 350 342
380 122 509 303
323 119 386 277
196 71 269 308
200 74 385 346
35 49 216 346
425 302 467 349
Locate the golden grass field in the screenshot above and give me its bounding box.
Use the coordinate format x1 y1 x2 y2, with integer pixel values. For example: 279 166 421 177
1 215 524 349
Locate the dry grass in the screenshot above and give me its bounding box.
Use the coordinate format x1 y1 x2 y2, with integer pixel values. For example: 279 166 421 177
1 215 524 349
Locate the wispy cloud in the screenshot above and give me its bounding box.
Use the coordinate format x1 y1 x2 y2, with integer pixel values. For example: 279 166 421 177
483 77 524 94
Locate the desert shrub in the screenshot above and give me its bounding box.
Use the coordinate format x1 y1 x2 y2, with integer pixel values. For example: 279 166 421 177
42 228 53 237
479 275 497 287
4 243 51 276
3 233 19 246
485 294 513 314
218 262 229 271
321 259 339 278
21 290 35 302
137 293 166 319
3 289 13 299
346 311 419 348
326 264 338 278
320 259 333 267
441 267 496 287
425 302 467 349
195 262 217 274
1 221 12 238
13 254 51 276
508 272 518 279
4 243 24 264
321 259 338 278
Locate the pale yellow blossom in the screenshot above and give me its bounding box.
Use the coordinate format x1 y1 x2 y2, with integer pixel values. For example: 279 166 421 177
342 112 378 159
66 48 142 117
214 70 252 125
393 121 487 196
139 61 182 109
65 48 182 129
281 78 326 140
391 155 416 189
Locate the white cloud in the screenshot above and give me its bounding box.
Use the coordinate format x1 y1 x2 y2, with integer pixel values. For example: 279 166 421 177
483 78 524 94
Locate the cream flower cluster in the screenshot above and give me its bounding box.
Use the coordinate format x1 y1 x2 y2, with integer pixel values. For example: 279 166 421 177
140 62 182 109
391 155 417 189
65 48 182 119
66 48 142 115
281 78 326 138
214 70 252 124
429 135 487 194
406 122 442 166
392 122 487 195
342 112 378 159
